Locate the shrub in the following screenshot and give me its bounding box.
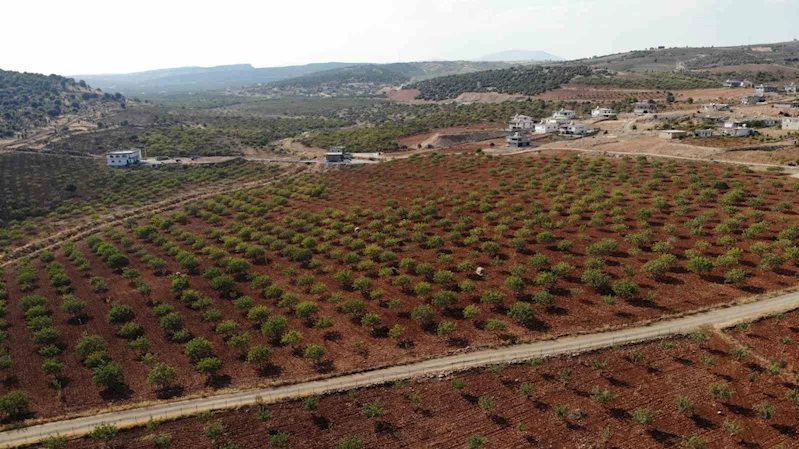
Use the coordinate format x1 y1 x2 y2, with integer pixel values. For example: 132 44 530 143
92 362 125 389
107 304 135 324
507 302 535 326
185 338 214 362
611 280 639 299
147 363 177 390
247 345 272 367
581 269 610 290
304 344 325 363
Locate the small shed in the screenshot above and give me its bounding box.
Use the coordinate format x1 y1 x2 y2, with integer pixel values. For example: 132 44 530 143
659 130 688 140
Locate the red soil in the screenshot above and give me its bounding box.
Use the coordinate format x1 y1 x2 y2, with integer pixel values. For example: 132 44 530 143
5 153 799 420
64 333 799 449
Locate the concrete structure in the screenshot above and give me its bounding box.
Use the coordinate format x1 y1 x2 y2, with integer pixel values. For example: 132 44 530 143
723 127 755 137
325 146 353 163
786 83 798 95
724 120 746 129
775 101 799 109
701 103 730 112
106 149 141 167
634 102 657 115
659 130 688 140
591 107 616 119
552 109 576 120
784 117 799 131
507 114 536 131
695 129 713 138
565 122 590 135
506 132 532 148
723 80 743 88
755 84 778 96
741 95 765 105
534 121 559 134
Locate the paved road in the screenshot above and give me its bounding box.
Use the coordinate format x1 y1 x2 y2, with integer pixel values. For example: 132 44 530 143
3 289 799 446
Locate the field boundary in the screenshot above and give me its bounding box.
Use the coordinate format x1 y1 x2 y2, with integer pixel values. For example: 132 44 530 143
3 287 799 446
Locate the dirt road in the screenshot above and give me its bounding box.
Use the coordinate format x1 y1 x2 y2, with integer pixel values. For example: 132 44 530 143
3 287 799 446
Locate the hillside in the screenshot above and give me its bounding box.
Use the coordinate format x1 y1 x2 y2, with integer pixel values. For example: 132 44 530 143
74 63 356 96
407 65 592 100
0 69 123 138
568 40 799 73
271 64 411 88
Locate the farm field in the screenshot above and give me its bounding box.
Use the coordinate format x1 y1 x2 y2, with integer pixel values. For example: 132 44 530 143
0 153 285 257
58 331 799 449
532 85 668 102
5 153 799 421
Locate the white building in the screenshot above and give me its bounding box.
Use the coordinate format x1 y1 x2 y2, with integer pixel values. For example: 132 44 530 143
508 114 536 131
783 117 799 131
701 103 730 112
552 109 576 120
534 121 560 134
659 130 688 140
786 83 798 95
106 149 141 167
634 102 657 115
591 107 616 119
695 129 713 138
723 127 755 137
724 120 746 129
755 84 778 96
506 132 532 148
565 122 590 135
723 80 743 88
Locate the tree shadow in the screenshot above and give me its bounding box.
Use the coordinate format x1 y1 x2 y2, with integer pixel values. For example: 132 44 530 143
647 429 679 446
690 414 715 429
99 384 133 402
257 363 283 378
156 385 185 400
206 374 232 389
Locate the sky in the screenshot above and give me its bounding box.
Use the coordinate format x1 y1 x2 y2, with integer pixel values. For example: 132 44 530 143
2 0 798 76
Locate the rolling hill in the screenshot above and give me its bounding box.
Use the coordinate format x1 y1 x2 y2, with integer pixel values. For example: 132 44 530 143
479 50 563 61
73 62 357 96
0 69 123 138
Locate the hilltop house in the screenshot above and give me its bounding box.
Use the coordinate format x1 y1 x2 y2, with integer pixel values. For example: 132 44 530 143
723 80 743 88
784 118 799 131
508 114 536 131
634 102 657 115
701 103 731 112
591 107 616 119
106 149 141 167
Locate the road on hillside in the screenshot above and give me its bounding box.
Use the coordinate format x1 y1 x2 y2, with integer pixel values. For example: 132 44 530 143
3 289 799 447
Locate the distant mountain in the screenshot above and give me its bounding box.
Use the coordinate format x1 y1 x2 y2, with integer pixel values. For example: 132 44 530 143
479 50 563 62
73 62 357 96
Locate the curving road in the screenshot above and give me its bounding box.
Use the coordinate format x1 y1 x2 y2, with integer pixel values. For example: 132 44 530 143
3 289 799 446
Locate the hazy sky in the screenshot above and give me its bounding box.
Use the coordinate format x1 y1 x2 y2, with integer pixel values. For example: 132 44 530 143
3 0 798 76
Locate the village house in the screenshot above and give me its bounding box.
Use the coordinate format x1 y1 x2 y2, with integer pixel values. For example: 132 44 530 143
106 149 141 167
634 102 657 115
552 109 577 121
724 120 746 129
786 83 798 95
507 114 536 131
534 121 560 134
723 127 755 137
695 129 713 138
723 80 743 88
565 122 590 135
784 117 799 131
591 107 617 119
506 132 532 148
741 95 765 105
755 84 778 96
659 130 688 140
701 103 731 112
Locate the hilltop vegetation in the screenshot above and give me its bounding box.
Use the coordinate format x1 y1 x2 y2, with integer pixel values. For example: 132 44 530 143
408 65 592 101
271 65 410 88
576 71 719 90
0 69 123 138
